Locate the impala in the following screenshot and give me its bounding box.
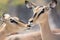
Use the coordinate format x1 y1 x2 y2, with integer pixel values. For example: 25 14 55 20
26 0 60 40
5 0 60 40
0 13 29 40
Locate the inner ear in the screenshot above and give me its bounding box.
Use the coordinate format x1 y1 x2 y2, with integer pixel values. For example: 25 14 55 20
25 1 33 9
49 0 57 8
25 0 29 4
25 0 37 9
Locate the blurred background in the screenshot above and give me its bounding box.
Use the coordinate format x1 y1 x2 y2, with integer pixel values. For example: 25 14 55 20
0 0 60 31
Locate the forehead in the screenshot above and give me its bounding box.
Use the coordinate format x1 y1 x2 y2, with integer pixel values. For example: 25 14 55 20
33 6 46 13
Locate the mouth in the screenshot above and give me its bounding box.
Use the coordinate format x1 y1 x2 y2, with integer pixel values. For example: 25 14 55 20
27 21 34 27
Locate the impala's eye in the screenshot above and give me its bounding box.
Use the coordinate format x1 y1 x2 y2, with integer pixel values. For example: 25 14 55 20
40 9 45 13
30 20 33 23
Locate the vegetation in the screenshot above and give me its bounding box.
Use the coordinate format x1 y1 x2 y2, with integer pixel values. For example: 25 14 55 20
0 0 25 16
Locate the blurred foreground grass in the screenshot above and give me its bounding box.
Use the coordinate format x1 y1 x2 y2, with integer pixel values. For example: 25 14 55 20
0 0 25 16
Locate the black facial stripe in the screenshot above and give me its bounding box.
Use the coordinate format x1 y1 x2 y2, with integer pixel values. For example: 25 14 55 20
37 9 44 18
33 13 37 18
10 19 18 24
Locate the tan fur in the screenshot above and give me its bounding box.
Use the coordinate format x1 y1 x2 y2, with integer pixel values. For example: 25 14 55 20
5 32 42 40
37 10 60 40
0 17 28 40
4 0 60 40
27 0 60 40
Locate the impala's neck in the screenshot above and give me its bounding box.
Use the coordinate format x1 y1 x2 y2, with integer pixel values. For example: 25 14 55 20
0 29 9 40
39 13 52 40
0 23 9 40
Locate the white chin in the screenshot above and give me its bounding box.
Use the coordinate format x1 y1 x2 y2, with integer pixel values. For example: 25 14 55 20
28 22 34 27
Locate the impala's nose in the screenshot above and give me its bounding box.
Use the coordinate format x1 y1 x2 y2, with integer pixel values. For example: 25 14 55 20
27 20 33 28
27 24 31 27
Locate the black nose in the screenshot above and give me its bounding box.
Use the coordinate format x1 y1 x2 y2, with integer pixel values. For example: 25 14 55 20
30 20 33 23
27 25 31 27
10 19 18 24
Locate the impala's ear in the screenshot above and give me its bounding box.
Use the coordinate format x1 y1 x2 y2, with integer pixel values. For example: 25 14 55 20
25 0 36 9
49 0 57 9
25 0 29 4
2 13 6 18
2 13 10 19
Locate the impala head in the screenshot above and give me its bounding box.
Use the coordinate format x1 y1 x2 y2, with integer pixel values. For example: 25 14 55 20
25 0 57 26
1 13 30 28
2 13 18 24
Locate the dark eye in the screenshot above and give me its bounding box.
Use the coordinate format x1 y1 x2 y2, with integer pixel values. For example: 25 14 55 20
40 9 45 13
10 19 14 22
30 20 33 23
